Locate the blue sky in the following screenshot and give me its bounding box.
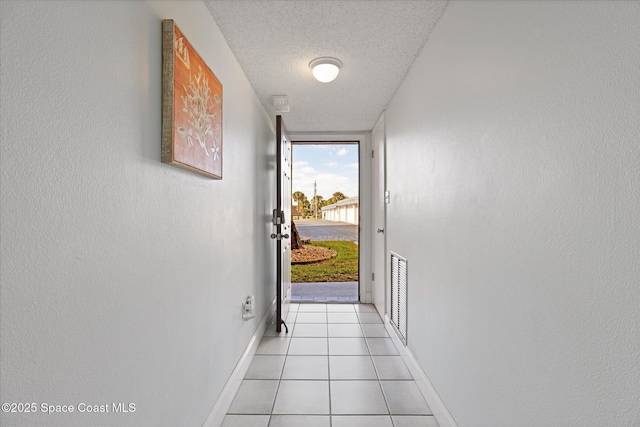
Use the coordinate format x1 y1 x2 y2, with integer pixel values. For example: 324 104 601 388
292 144 359 202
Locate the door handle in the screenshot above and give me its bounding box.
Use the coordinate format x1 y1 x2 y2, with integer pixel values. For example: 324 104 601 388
271 233 290 240
377 228 385 234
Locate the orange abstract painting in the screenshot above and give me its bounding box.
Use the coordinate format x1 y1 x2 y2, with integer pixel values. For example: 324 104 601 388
162 20 223 179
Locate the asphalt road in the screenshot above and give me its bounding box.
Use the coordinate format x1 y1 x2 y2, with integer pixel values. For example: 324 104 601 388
293 219 358 242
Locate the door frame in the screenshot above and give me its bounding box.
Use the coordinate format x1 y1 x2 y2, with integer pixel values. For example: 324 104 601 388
288 131 372 303
371 113 387 315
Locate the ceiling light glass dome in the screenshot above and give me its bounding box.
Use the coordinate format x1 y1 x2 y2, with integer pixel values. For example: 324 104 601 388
309 57 343 83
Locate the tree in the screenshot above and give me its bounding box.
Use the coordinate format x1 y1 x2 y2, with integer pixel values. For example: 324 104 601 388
332 191 347 201
293 191 305 206
290 221 303 249
292 191 306 217
311 195 324 218
303 198 311 218
327 191 347 206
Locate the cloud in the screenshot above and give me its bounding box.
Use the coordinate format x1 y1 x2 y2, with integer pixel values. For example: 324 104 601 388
291 144 359 200
317 173 357 199
293 161 316 175
292 171 358 200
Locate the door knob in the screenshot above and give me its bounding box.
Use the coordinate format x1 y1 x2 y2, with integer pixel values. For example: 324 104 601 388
377 228 385 234
270 233 290 240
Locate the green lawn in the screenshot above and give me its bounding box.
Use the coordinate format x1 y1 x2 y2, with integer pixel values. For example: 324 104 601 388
291 240 359 283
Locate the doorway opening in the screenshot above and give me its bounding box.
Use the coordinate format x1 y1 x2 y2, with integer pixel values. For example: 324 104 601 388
290 141 360 302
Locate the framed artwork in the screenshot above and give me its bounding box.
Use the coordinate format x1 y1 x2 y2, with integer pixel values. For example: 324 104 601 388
162 19 223 179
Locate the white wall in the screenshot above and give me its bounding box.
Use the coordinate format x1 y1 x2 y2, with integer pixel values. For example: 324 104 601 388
385 1 640 426
0 1 275 426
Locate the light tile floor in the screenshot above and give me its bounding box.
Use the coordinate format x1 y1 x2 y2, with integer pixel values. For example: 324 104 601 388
222 303 438 427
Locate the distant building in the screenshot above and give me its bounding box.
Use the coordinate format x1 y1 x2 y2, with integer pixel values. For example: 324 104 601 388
321 196 359 225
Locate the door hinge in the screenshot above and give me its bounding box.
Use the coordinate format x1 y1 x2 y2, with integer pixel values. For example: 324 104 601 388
371 150 375 158
372 272 375 281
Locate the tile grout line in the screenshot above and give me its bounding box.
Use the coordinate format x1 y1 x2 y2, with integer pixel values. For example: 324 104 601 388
228 303 426 426
268 317 294 422
268 321 292 424
359 310 395 423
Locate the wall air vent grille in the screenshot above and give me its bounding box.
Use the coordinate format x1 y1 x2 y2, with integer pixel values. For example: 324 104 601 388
390 252 408 345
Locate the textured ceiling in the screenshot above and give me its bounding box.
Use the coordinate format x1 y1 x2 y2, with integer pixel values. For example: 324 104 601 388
203 0 448 132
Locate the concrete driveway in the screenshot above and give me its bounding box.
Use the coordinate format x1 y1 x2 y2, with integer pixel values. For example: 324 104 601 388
293 219 358 242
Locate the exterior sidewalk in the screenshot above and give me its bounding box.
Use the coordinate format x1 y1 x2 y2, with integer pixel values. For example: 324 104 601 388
291 282 358 302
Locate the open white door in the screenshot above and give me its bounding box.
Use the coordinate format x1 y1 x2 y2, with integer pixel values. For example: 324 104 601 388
371 113 386 313
273 115 292 332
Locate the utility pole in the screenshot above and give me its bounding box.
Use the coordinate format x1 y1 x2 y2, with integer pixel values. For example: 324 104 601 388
314 180 317 218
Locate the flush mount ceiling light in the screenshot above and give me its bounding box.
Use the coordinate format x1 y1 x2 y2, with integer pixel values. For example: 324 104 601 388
309 57 343 83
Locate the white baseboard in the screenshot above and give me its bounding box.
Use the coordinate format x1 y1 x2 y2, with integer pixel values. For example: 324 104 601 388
384 314 458 427
202 298 277 427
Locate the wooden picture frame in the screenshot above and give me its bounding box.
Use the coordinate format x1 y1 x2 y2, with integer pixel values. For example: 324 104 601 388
162 19 223 179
